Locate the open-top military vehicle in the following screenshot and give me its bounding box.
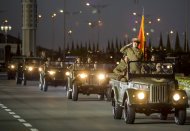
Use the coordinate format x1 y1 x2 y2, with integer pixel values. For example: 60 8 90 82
7 56 25 80
110 61 189 125
16 57 43 85
67 62 115 101
39 61 68 92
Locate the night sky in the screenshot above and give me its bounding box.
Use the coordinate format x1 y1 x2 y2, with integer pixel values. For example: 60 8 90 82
0 0 190 50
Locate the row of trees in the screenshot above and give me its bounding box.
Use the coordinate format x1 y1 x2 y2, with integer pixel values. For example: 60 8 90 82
36 31 189 60
65 31 189 54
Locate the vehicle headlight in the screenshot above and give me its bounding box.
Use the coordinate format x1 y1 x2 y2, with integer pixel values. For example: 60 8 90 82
137 92 145 100
38 67 42 72
65 71 70 76
48 70 56 75
173 93 181 101
97 73 106 80
28 66 33 71
79 73 88 79
10 65 15 69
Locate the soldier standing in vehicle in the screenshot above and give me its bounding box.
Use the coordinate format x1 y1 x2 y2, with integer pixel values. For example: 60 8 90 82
55 57 63 67
113 53 128 82
120 38 143 73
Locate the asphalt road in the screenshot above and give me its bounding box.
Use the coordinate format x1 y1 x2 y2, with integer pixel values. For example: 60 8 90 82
0 77 190 131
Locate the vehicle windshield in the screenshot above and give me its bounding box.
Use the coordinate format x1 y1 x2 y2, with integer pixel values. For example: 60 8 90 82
129 61 174 75
73 63 115 72
25 58 42 65
47 61 66 68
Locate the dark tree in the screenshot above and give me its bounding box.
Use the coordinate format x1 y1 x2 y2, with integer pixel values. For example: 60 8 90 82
71 40 74 50
184 32 187 52
166 33 172 52
187 40 189 52
107 40 110 53
158 33 164 51
96 42 99 52
92 43 95 52
88 41 92 51
148 38 152 50
111 39 114 53
174 32 182 52
115 37 119 52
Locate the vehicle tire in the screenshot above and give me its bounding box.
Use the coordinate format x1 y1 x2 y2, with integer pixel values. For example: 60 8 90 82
72 84 78 101
22 78 27 86
160 112 168 120
16 76 21 84
123 101 135 124
174 108 186 125
67 87 72 99
43 78 48 92
112 98 122 119
39 74 43 90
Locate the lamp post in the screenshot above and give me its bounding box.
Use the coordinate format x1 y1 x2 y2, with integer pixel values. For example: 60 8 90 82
1 20 12 44
86 2 107 51
59 5 82 58
51 13 56 52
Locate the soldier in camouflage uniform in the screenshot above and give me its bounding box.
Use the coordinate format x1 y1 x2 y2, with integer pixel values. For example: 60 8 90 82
113 54 128 82
120 38 143 74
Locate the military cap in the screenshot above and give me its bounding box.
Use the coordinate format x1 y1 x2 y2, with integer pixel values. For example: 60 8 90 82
132 38 140 43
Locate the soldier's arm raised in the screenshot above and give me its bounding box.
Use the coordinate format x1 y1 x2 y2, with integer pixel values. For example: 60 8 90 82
120 43 132 53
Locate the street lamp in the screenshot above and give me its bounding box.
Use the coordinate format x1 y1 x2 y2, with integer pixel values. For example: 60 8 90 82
51 13 56 51
1 20 12 44
86 2 107 49
59 6 82 57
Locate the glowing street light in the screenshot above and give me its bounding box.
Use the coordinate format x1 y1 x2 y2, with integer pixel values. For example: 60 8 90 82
133 12 137 16
68 30 72 34
59 9 64 13
170 30 174 34
1 20 12 44
51 13 57 51
157 18 161 22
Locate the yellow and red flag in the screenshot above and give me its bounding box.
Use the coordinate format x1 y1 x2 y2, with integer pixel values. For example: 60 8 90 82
138 15 146 54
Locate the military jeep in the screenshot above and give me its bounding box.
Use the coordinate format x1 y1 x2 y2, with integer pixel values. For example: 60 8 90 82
16 57 43 85
7 56 25 80
110 61 189 125
67 63 114 101
39 61 68 92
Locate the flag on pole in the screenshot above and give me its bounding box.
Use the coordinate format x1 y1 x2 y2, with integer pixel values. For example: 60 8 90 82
138 15 146 54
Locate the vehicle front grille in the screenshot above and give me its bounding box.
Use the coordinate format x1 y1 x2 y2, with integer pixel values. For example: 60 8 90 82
149 84 168 103
55 72 65 80
88 74 97 85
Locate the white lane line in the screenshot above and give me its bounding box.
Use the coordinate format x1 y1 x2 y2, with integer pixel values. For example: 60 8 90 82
5 109 12 112
9 112 16 115
13 115 21 119
1 106 7 109
18 119 26 122
0 103 39 131
23 123 32 127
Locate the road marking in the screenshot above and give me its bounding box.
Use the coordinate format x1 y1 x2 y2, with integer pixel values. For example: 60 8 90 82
1 106 7 109
9 112 16 115
23 123 32 127
5 108 11 111
18 119 26 122
13 115 21 118
0 102 40 131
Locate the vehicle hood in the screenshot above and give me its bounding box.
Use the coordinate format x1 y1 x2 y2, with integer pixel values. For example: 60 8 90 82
130 77 173 84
